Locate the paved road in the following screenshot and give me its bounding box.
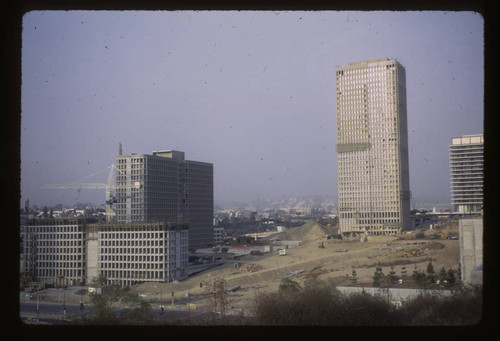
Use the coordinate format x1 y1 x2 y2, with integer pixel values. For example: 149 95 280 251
20 301 91 324
20 300 254 325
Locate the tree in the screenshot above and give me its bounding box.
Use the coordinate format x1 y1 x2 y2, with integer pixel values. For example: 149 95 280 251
119 299 152 324
412 269 427 288
351 266 358 284
92 273 108 286
426 262 436 284
373 265 384 287
439 266 447 282
89 284 152 324
401 266 407 278
89 291 116 322
389 265 398 284
446 268 456 285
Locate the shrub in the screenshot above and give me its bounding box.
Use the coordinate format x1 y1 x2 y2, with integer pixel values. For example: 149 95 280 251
251 279 399 326
399 287 482 325
279 278 301 293
251 280 482 326
338 291 400 326
251 280 339 325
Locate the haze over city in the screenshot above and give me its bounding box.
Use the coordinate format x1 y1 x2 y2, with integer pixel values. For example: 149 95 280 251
20 10 483 209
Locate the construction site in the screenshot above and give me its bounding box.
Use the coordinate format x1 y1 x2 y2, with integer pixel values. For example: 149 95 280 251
25 146 461 319
129 219 461 316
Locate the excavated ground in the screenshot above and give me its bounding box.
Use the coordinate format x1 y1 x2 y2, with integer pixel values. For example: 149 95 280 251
132 221 460 314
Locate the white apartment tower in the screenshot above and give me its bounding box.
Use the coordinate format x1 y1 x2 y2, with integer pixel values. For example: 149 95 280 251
450 134 484 213
335 59 411 236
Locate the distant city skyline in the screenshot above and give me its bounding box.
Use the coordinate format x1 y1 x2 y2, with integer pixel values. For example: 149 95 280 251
20 11 484 209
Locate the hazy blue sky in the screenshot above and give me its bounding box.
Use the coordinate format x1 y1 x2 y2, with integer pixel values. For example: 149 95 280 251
21 10 483 208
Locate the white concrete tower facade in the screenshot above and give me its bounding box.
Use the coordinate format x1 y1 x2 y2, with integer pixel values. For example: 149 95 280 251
450 134 484 213
335 59 411 236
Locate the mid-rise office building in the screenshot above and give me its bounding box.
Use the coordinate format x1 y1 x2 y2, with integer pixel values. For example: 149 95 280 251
449 134 484 213
20 218 189 287
335 59 411 236
115 150 214 251
20 218 91 287
86 222 189 287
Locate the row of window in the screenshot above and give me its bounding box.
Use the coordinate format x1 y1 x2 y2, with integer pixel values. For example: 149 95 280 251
25 226 82 233
100 254 174 262
100 262 169 270
37 268 83 279
34 251 83 260
36 261 84 269
102 270 167 280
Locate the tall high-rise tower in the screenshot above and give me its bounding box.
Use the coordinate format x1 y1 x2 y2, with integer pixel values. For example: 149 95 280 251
115 150 214 251
450 134 484 213
335 59 411 236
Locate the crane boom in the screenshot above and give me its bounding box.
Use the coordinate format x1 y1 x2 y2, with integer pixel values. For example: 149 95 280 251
42 183 107 190
41 163 137 223
42 164 117 222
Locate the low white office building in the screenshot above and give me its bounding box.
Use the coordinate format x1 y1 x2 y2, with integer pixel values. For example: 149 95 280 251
87 222 189 287
20 218 90 287
20 218 189 288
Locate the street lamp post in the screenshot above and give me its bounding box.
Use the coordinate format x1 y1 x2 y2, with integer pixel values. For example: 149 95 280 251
63 287 66 320
154 285 164 315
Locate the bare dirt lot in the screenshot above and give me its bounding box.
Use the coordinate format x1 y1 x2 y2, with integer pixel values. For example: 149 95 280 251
131 222 460 314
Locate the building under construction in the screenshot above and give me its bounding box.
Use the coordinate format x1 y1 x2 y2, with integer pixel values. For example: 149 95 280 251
115 149 214 251
20 217 189 287
29 147 214 287
20 218 94 287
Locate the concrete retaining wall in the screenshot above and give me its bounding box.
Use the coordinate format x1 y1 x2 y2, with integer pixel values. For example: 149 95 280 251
337 286 453 306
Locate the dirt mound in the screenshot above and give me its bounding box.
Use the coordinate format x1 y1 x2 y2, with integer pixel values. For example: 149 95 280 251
426 242 446 250
280 220 334 241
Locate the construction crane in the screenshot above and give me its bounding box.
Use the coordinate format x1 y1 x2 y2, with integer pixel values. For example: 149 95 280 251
42 164 118 222
42 163 141 222
42 144 142 222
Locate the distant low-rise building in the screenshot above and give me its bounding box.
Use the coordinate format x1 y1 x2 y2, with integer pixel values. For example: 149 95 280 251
213 226 224 245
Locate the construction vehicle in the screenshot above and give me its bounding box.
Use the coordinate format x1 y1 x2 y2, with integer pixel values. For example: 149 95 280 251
401 249 422 258
435 231 448 239
242 264 263 272
250 250 264 256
